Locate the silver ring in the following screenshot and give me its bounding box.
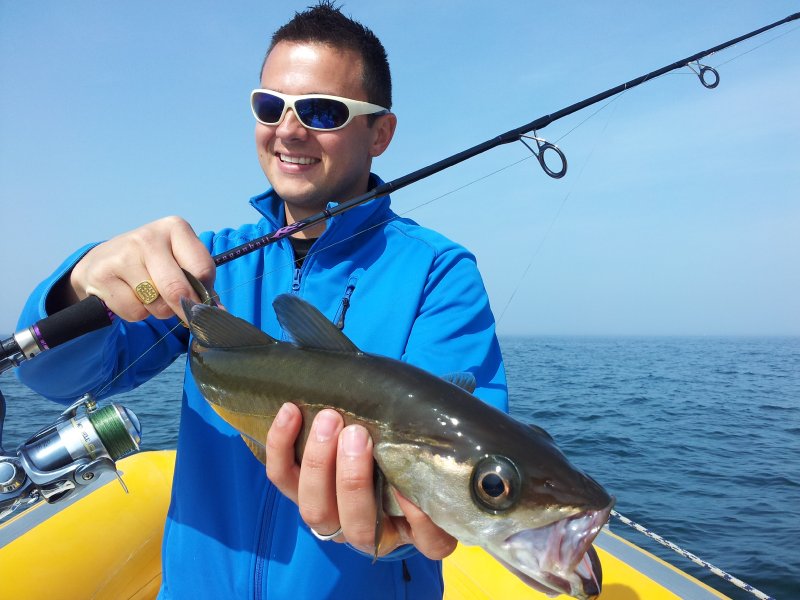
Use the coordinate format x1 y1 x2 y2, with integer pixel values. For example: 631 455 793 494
310 525 342 541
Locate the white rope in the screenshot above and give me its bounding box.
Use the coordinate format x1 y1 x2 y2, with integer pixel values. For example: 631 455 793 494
611 510 775 600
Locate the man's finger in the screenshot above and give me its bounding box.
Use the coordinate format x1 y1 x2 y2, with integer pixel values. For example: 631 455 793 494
265 402 304 504
297 410 344 539
392 490 458 560
336 425 379 553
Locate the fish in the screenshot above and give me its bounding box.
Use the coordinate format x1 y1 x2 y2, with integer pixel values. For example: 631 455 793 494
182 294 615 600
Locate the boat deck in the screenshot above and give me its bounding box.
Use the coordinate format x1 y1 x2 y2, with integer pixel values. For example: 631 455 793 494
1 451 731 599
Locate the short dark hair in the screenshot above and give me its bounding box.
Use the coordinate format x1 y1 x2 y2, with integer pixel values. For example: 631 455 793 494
264 1 392 110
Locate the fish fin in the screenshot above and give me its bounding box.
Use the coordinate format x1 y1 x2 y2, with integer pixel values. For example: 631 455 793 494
240 434 267 465
181 298 277 348
442 372 477 393
373 465 385 564
528 423 554 441
273 294 360 353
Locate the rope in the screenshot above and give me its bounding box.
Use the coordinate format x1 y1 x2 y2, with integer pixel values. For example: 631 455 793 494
610 510 775 600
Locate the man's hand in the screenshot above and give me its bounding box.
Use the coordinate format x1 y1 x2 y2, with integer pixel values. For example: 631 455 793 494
265 402 458 559
63 216 216 321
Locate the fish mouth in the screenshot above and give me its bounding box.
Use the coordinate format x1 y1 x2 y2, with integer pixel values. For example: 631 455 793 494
497 499 614 599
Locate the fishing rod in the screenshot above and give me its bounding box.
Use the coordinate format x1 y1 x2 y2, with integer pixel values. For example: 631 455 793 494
1 11 797 371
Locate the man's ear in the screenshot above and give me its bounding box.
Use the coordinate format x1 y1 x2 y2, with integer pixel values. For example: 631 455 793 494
369 113 397 158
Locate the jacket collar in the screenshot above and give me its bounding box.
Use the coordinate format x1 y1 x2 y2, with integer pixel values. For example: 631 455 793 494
248 173 392 237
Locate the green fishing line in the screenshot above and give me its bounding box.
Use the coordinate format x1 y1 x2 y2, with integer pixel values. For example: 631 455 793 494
89 406 138 460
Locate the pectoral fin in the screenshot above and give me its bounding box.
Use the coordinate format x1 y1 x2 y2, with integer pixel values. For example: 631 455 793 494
241 434 267 465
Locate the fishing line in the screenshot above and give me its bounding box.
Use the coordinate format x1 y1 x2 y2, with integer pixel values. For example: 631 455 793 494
207 13 800 270
10 18 793 597
95 322 187 397
133 69 657 323
201 94 616 334
101 14 799 399
712 24 800 69
92 154 542 394
552 93 626 145
3 12 798 369
206 93 635 307
492 22 798 324
189 13 800 311
197 154 538 303
496 92 626 326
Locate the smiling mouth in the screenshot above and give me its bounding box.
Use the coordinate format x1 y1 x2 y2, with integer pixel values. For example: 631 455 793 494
278 153 319 165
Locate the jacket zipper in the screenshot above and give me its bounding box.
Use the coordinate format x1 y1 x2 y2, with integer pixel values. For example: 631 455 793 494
255 235 294 597
253 485 277 600
402 559 412 582
255 249 303 595
255 254 356 596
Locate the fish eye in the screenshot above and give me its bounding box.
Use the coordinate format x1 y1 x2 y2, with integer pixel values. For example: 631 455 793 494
471 455 521 514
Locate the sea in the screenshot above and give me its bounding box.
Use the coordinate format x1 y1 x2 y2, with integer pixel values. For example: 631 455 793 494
1 335 798 600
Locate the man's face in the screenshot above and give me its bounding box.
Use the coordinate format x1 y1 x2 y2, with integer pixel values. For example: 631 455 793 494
256 41 395 225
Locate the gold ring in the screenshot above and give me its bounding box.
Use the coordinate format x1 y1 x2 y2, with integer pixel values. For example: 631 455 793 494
134 280 160 305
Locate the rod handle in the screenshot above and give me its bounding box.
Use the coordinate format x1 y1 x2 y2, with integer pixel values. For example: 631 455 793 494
24 296 113 357
1 296 112 370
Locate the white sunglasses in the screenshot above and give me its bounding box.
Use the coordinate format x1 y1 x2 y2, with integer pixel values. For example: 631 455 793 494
250 89 389 131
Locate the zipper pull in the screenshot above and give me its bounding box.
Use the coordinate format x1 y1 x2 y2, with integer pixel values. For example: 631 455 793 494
292 268 302 292
335 284 355 330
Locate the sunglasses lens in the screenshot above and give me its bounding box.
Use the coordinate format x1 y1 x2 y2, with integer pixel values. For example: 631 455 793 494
295 98 349 130
252 92 286 124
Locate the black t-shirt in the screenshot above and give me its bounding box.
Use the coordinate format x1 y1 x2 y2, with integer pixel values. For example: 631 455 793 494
288 236 317 267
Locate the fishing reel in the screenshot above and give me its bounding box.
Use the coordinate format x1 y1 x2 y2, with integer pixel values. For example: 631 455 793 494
0 393 141 523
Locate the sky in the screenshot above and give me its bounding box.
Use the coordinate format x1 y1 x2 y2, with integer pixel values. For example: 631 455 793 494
1 1 798 336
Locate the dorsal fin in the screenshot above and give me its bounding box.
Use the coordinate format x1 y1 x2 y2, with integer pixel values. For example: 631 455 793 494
528 423 555 441
442 372 477 393
272 294 360 353
182 298 276 348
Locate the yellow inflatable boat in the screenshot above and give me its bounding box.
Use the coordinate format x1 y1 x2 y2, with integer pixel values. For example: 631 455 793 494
0 450 729 599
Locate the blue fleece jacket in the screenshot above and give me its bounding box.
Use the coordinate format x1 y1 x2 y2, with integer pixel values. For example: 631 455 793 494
16 175 508 599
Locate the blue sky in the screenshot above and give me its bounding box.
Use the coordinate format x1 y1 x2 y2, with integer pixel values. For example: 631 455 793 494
2 1 798 335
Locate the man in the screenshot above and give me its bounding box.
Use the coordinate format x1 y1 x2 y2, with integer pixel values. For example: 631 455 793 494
17 3 507 598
